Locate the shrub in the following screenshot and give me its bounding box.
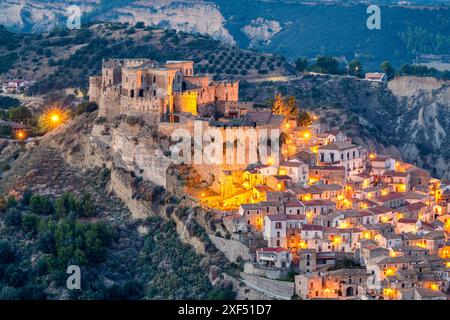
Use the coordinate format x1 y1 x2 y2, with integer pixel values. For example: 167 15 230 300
30 195 54 215
4 208 22 227
0 240 15 264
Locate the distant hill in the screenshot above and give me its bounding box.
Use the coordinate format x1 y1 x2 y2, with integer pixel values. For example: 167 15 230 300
214 0 450 69
1 1 449 70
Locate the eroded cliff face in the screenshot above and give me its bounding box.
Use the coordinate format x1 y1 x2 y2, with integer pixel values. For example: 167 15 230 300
0 0 96 33
391 78 450 178
0 0 234 43
100 1 234 44
241 18 281 47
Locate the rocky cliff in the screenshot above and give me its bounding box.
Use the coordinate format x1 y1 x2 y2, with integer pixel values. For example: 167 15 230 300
0 0 234 43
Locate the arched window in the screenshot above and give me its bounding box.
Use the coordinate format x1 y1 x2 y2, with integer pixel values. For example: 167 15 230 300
130 90 134 98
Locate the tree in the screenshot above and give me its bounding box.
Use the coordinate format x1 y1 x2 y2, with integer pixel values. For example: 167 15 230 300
6 196 17 209
30 195 54 215
4 208 22 227
8 106 32 123
0 125 12 138
348 60 364 78
381 61 395 80
0 240 15 264
297 110 313 127
295 57 309 72
311 56 340 74
271 94 299 119
271 93 285 115
80 193 96 217
21 189 32 206
442 70 450 80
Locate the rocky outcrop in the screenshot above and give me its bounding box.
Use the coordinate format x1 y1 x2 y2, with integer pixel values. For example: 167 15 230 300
0 0 234 43
388 76 446 97
241 18 281 47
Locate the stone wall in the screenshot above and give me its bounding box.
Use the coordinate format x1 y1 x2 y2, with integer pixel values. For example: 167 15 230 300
209 235 251 262
240 273 294 300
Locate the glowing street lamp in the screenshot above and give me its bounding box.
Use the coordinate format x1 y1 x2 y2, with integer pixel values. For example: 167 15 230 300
40 108 69 131
16 130 27 140
384 267 397 277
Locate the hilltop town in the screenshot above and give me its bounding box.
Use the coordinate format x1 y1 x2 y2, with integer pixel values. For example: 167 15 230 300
85 58 450 300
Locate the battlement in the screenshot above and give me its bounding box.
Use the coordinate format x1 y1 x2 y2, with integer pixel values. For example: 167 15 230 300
90 58 240 120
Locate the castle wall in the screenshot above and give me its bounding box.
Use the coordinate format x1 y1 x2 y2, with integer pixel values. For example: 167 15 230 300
174 90 198 115
214 82 239 102
99 87 121 117
164 61 194 77
88 76 102 104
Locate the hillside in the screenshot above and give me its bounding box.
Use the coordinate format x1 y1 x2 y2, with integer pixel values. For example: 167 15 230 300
0 111 243 300
239 74 450 179
1 1 450 69
0 22 292 95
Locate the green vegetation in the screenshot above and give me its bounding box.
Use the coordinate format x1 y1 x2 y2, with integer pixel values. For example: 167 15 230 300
0 190 217 300
0 96 21 109
215 1 450 69
309 56 340 75
0 24 289 96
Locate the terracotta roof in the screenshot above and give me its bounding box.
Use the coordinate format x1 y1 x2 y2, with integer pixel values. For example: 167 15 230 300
310 165 346 171
284 200 305 207
319 142 357 151
286 214 306 221
303 199 336 206
397 218 417 224
257 247 288 253
302 224 324 231
374 192 405 202
266 214 287 221
368 206 392 215
240 203 261 210
402 202 427 211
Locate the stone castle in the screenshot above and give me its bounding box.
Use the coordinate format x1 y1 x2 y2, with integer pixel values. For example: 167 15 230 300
88 59 239 120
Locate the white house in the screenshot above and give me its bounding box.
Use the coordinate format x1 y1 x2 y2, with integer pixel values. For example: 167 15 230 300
370 155 396 176
318 142 366 177
256 247 292 269
263 214 288 248
365 72 387 82
279 160 309 186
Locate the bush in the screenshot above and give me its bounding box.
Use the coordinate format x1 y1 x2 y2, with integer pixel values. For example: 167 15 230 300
4 208 22 227
21 189 32 206
0 96 20 109
207 287 236 300
0 240 15 264
30 195 54 215
21 213 41 233
76 101 98 115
